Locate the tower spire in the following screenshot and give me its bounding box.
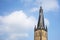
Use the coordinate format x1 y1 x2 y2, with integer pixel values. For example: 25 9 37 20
34 1 48 40
37 6 45 29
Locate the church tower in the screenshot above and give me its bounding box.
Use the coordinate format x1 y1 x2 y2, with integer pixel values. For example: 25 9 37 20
34 6 48 40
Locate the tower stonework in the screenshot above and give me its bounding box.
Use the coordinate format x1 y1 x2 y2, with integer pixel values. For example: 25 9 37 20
34 6 48 40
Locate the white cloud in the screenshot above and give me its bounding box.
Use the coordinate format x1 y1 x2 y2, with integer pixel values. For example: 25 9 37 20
42 0 59 12
1 10 36 29
30 7 38 12
10 33 28 38
0 10 36 40
16 0 59 12
9 33 29 40
31 0 59 12
44 18 49 27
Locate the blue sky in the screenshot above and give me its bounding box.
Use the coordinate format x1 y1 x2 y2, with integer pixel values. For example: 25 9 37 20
0 0 60 40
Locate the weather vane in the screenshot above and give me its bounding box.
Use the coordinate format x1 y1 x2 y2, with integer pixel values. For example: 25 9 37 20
40 0 42 6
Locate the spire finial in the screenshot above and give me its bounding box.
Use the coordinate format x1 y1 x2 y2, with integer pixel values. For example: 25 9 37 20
40 0 42 6
39 0 43 13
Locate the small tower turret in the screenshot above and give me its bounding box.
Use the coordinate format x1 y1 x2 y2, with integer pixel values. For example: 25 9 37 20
34 25 36 31
46 26 48 32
